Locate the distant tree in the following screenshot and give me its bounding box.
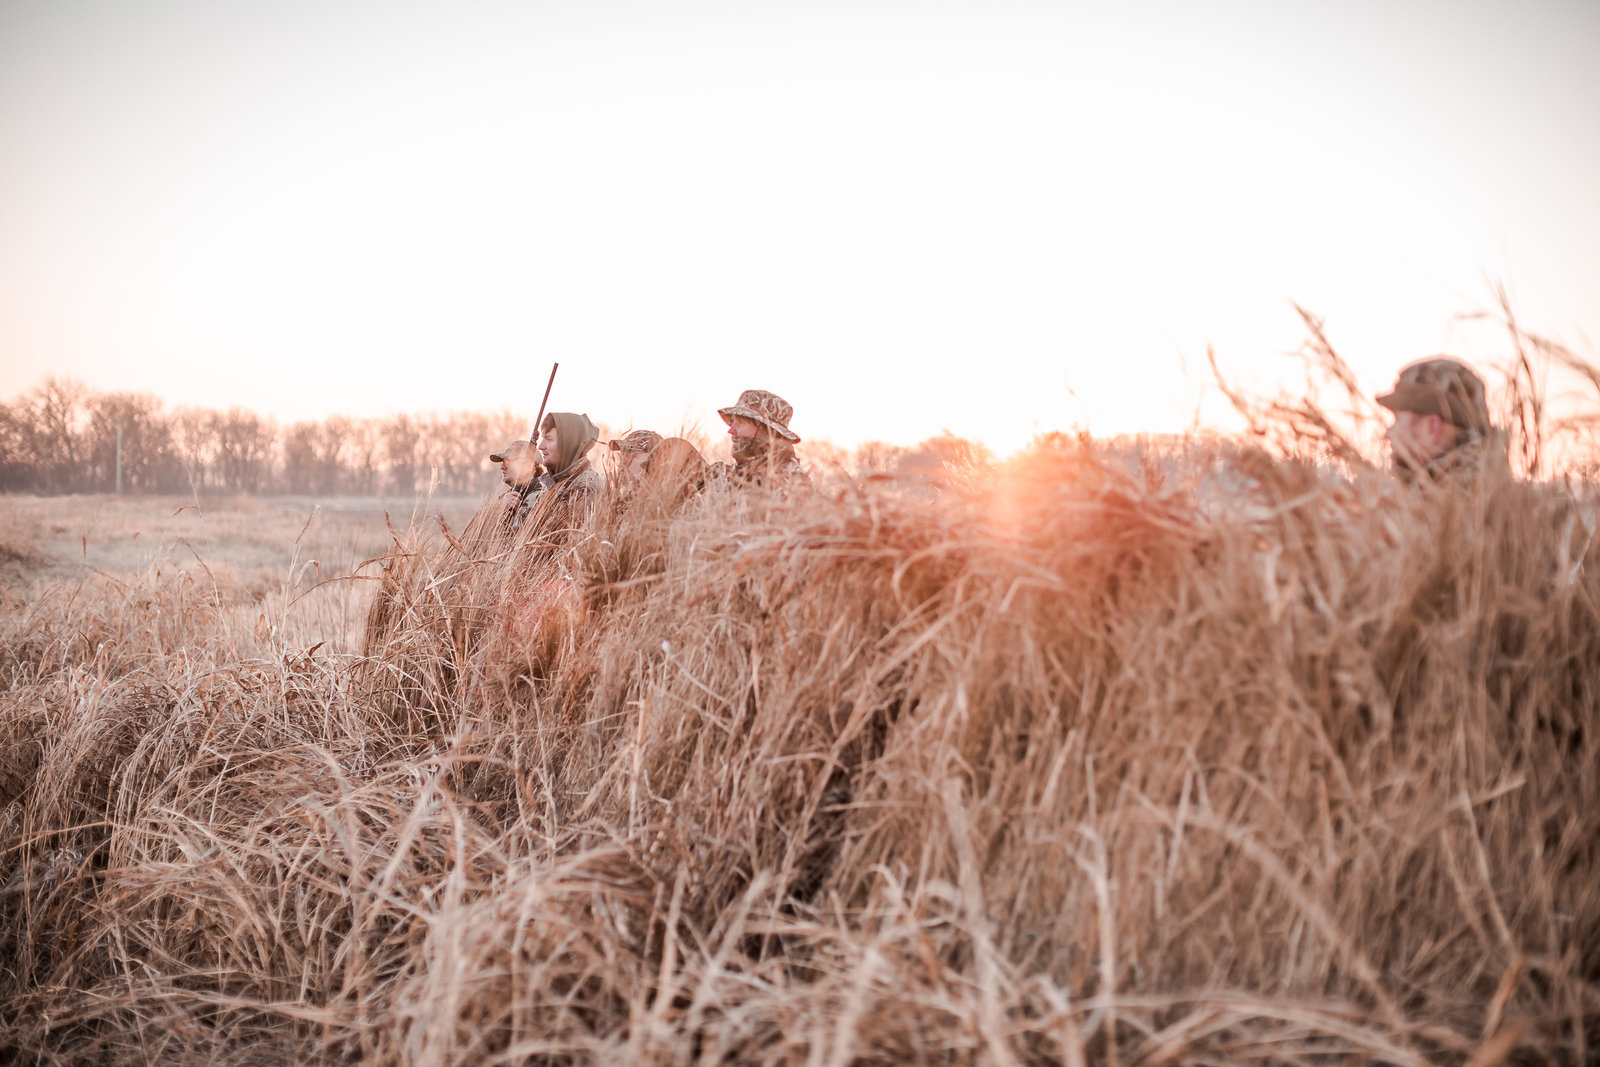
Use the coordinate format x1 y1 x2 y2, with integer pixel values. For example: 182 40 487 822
0 379 616 498
287 416 367 494
171 407 219 494
282 422 318 494
13 378 91 491
425 414 477 495
316 416 354 494
0 399 36 491
419 413 481 495
381 414 421 496
345 418 382 496
85 393 182 492
212 408 275 493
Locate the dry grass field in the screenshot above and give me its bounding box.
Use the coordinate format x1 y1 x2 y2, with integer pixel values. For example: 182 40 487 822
2 424 1598 1064
0 493 484 651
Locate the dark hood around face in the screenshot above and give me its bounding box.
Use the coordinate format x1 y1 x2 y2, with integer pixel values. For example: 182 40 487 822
542 411 600 476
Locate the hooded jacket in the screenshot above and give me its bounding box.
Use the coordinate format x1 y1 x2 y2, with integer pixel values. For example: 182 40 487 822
726 435 810 491
523 412 603 532
543 412 599 479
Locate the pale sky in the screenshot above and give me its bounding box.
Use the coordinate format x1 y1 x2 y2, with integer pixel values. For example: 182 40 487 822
1 0 1596 454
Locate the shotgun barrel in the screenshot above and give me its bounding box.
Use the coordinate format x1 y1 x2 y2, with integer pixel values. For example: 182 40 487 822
530 362 559 465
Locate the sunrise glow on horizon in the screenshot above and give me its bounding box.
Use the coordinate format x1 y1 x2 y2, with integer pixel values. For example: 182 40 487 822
2 0 1597 458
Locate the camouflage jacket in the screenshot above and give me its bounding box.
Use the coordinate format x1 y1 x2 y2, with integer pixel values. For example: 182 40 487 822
503 486 536 534
1397 433 1508 489
720 444 811 491
529 459 603 530
504 459 603 537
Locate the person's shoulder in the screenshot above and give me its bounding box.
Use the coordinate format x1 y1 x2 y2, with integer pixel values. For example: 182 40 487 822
778 452 812 488
1428 434 1509 488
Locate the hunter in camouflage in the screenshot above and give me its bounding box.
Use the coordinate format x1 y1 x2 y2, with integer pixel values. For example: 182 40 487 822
529 411 604 529
717 388 811 490
1376 358 1502 485
489 438 542 533
607 429 664 486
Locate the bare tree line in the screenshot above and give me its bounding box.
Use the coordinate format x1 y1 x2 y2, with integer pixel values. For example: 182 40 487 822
0 378 528 496
0 377 1021 497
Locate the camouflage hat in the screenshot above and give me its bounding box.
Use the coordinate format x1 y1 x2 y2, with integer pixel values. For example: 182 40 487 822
717 389 801 443
489 439 533 463
1376 358 1490 434
607 429 664 455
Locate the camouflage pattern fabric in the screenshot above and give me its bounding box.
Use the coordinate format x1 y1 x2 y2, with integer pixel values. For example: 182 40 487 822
717 441 811 491
501 412 604 539
718 389 801 443
489 439 534 464
608 429 663 455
1400 433 1515 489
502 458 605 536
536 459 604 528
1379 358 1508 490
503 486 536 534
1377 358 1490 434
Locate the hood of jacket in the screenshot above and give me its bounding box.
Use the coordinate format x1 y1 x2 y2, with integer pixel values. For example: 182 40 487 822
542 411 600 478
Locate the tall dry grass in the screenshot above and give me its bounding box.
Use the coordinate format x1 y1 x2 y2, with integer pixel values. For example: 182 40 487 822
3 348 1599 1064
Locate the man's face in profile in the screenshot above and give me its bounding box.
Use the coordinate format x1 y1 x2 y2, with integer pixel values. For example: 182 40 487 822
537 426 560 468
1385 409 1459 468
728 416 767 461
501 445 540 487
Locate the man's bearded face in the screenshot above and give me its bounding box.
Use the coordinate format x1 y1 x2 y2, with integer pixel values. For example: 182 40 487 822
731 429 767 461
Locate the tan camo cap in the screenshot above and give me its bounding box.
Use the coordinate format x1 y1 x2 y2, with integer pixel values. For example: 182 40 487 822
1376 358 1490 434
717 389 801 443
489 439 532 462
608 429 664 454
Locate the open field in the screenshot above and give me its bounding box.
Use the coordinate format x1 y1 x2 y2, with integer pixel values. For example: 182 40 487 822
2 437 1598 1065
0 493 485 651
